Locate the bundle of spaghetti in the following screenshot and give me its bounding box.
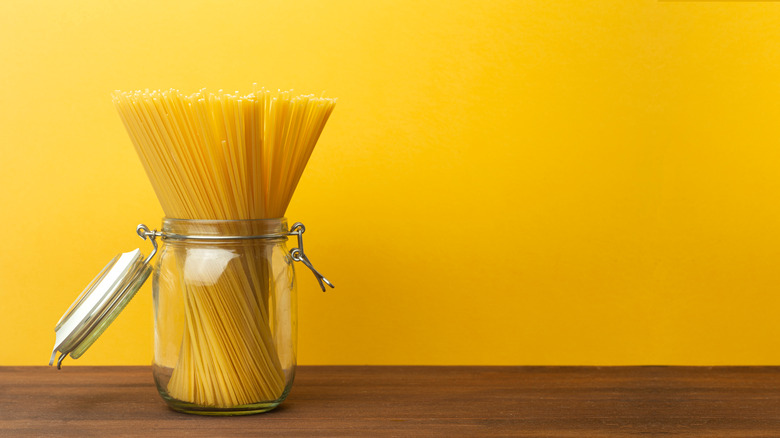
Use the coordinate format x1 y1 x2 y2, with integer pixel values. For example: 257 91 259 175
112 87 336 407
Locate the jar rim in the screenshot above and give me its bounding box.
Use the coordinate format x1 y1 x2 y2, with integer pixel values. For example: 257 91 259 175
163 217 287 224
161 217 289 240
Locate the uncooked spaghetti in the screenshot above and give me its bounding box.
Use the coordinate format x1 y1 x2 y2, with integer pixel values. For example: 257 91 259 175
112 87 335 407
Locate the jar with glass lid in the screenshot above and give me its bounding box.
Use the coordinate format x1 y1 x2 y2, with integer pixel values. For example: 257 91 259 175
51 87 337 415
50 217 332 415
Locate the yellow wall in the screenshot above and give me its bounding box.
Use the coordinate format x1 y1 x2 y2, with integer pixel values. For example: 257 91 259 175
2 1 780 366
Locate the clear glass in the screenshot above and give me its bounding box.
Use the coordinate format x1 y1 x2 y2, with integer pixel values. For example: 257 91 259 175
152 218 297 415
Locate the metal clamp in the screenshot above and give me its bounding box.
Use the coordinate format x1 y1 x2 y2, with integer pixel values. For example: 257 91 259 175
288 222 334 292
56 352 67 370
135 221 334 292
136 224 160 265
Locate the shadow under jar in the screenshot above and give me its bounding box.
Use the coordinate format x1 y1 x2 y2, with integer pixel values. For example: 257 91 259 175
152 218 297 415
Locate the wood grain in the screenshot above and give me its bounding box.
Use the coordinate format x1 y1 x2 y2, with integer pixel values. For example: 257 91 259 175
2 366 780 436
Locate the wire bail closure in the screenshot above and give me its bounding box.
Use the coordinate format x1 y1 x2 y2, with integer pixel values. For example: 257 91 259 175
288 222 334 292
136 222 334 292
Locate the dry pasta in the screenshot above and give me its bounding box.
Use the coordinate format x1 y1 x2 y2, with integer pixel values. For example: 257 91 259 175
112 87 336 407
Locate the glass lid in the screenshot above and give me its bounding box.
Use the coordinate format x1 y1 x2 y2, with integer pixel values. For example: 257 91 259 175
49 248 151 369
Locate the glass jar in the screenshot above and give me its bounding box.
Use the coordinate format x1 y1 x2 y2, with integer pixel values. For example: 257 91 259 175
152 218 297 415
50 216 332 415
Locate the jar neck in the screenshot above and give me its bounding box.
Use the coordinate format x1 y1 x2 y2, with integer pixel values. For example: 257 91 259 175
161 218 288 240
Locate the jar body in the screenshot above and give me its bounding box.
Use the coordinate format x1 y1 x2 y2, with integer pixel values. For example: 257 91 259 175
152 218 297 415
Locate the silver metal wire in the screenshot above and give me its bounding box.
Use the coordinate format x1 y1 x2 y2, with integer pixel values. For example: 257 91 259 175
57 352 67 370
289 222 333 291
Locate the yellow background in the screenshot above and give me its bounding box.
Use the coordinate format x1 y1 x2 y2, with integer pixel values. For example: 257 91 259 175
2 1 780 366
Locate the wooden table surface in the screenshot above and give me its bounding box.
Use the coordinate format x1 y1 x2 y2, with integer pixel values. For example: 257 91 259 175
2 366 780 436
